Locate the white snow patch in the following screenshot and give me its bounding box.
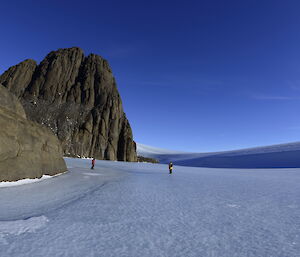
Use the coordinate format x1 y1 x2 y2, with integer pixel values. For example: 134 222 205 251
74 156 93 159
0 175 52 188
0 216 49 244
0 172 67 188
83 173 103 176
226 204 240 208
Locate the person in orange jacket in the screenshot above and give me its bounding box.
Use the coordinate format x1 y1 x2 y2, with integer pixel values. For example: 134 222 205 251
91 158 95 169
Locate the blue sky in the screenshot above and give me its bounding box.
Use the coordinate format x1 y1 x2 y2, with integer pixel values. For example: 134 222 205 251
1 0 300 152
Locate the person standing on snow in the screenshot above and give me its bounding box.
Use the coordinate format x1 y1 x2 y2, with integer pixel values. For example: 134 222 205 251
169 162 173 174
91 158 96 169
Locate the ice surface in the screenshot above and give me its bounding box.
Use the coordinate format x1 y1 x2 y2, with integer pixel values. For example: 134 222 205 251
0 158 299 256
137 142 300 168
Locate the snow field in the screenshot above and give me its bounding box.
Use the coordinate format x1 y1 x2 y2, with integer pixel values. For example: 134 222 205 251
0 158 299 256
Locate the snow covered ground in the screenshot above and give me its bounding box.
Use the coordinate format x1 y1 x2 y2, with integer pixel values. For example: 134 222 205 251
0 157 299 256
137 142 300 168
0 175 53 188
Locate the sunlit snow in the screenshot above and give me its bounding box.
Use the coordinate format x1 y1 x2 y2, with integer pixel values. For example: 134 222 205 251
0 157 299 256
0 173 68 188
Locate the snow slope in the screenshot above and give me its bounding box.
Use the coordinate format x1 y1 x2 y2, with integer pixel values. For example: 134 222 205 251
0 158 299 256
137 142 300 168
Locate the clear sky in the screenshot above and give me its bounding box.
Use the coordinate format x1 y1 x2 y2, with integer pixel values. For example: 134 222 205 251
1 0 300 152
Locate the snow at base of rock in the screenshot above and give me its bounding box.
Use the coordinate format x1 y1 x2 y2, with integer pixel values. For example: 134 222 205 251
0 175 52 188
0 172 68 188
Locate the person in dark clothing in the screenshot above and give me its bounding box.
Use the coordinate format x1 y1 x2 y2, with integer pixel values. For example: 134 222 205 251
91 158 95 169
169 162 173 174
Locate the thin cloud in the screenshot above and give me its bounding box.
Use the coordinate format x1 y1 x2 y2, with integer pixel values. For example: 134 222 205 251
252 94 300 100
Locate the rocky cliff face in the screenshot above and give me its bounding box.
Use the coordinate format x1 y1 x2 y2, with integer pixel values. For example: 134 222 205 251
0 47 137 161
0 84 67 181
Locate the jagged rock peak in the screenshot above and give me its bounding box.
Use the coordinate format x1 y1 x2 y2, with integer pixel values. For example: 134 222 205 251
0 47 137 162
0 59 37 97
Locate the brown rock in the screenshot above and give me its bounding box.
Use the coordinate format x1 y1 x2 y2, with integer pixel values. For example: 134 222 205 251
0 85 67 182
0 47 137 161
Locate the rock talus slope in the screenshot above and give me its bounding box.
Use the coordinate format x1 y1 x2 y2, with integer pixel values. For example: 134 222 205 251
0 47 137 161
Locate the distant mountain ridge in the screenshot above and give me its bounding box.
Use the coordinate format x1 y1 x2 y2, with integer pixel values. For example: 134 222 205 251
0 47 137 161
137 142 300 168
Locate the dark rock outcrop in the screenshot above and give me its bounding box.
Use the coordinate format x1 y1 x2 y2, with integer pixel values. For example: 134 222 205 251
0 47 137 161
137 156 159 163
0 84 67 181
